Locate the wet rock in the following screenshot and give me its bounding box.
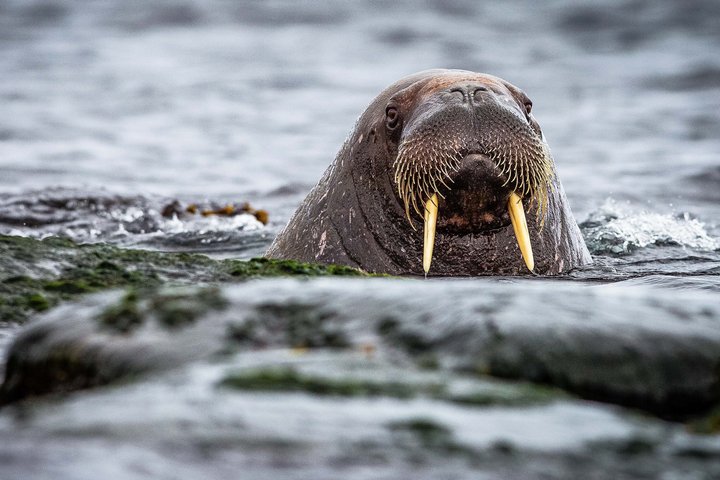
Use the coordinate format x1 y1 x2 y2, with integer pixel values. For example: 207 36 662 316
2 278 720 422
0 287 229 404
1 348 720 480
2 273 720 477
0 234 366 323
160 199 184 218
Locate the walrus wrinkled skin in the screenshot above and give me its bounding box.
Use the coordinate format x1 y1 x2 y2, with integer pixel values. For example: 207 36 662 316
267 69 592 275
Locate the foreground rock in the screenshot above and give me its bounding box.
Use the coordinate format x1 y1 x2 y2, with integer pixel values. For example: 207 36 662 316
0 235 365 323
8 358 720 480
3 278 720 419
2 278 720 478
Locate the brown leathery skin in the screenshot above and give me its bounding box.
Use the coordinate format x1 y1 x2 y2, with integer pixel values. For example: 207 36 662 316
266 69 592 276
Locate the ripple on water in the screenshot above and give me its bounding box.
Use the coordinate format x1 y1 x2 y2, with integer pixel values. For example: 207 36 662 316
608 275 720 292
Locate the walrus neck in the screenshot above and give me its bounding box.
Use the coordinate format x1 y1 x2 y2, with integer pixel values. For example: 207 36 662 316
339 145 425 274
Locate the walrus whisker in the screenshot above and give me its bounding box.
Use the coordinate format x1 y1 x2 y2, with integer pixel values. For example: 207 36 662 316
394 103 556 232
438 176 452 190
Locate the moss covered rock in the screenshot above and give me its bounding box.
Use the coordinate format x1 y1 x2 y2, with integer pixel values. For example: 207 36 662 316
0 235 367 323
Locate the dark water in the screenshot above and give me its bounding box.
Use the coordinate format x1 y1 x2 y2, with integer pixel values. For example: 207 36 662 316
1 0 720 478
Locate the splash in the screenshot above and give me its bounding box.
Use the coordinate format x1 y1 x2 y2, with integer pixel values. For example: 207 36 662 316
581 199 719 255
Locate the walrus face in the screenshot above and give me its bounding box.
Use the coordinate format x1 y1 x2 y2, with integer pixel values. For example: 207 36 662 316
266 69 592 276
384 74 554 273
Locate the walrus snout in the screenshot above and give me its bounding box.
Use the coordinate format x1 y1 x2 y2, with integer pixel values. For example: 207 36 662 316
393 85 553 225
436 153 512 234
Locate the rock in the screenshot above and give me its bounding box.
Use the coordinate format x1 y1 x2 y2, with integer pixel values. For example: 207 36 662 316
3 278 720 420
2 278 720 478
0 348 719 479
0 235 367 323
0 288 229 404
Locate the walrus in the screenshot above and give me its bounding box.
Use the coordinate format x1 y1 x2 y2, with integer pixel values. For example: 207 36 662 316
266 69 592 275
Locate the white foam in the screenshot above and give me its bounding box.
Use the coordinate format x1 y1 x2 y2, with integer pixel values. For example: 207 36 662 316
582 198 719 254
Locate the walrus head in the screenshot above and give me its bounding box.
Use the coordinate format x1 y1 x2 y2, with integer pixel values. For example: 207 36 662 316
266 69 592 276
388 73 555 272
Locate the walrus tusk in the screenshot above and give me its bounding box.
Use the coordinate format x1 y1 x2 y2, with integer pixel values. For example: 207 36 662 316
423 194 439 274
508 192 534 272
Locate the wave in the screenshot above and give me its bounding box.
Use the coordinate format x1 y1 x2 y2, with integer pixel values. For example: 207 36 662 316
0 188 271 257
580 198 719 255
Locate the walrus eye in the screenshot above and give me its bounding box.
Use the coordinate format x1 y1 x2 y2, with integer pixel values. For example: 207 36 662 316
524 101 532 116
386 107 399 130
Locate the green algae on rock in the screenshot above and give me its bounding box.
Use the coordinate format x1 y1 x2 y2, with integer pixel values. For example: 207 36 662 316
0 235 367 323
225 257 366 278
220 367 421 399
446 383 563 408
235 302 351 350
97 287 230 334
219 363 561 408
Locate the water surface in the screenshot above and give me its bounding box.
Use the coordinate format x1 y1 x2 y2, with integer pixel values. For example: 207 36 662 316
1 1 719 477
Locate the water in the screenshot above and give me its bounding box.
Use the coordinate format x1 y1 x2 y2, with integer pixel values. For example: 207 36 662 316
1 0 720 477
1 0 718 265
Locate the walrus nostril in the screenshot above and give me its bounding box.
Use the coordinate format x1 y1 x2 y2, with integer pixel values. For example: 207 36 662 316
449 85 490 103
449 87 466 102
473 86 489 102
